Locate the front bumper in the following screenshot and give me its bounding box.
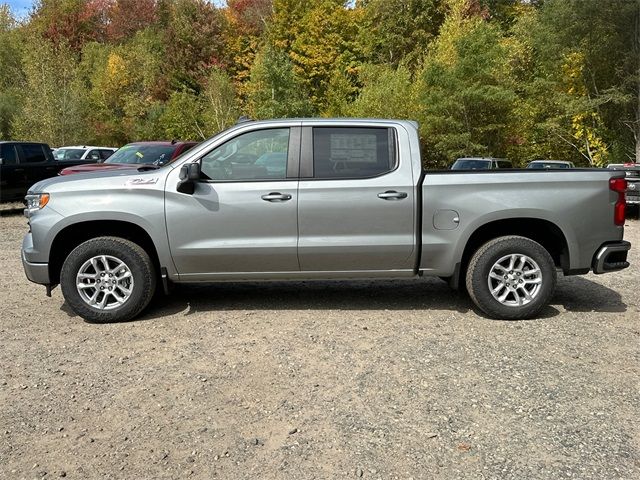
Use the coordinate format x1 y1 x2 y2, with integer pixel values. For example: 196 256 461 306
592 241 631 274
22 233 50 285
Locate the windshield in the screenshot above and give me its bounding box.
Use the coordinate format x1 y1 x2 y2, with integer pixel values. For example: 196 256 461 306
106 144 177 165
54 148 86 160
451 159 492 170
528 162 570 169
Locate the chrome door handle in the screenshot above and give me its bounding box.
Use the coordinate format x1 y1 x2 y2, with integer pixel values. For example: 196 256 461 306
377 190 408 200
261 192 292 202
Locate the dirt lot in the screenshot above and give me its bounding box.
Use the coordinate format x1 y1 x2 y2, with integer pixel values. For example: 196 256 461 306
0 212 639 480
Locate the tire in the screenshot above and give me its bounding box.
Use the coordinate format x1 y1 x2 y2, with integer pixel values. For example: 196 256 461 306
465 235 556 320
60 236 157 323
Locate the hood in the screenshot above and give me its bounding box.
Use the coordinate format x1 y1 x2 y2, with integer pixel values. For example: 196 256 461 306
59 162 141 175
28 167 166 194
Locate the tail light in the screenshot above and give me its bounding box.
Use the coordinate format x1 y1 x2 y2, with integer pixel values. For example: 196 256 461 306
609 177 627 226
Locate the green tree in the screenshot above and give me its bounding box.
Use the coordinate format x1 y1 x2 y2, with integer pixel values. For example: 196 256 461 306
12 37 88 146
159 90 204 140
0 5 24 139
201 68 240 134
246 45 314 119
345 64 417 120
359 0 445 68
82 29 165 144
416 0 516 167
289 1 361 111
531 0 640 164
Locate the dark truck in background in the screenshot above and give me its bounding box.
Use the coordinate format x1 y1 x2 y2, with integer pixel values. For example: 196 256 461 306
1 141 102 202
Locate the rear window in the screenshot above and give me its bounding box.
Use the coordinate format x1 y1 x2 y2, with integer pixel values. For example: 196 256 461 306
20 144 48 163
1 144 18 165
312 127 396 179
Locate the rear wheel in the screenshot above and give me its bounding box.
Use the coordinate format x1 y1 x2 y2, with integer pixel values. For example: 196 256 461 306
465 235 556 320
60 237 156 323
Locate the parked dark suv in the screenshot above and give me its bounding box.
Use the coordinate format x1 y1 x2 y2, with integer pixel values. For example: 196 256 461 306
1 142 57 202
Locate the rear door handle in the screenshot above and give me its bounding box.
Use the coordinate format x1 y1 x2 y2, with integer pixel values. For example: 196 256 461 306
261 192 292 202
377 190 408 200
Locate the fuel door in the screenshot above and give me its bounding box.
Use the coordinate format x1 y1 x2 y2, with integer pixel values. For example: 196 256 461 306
433 209 460 230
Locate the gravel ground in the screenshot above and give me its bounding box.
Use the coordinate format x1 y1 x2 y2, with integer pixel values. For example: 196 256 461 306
0 212 639 479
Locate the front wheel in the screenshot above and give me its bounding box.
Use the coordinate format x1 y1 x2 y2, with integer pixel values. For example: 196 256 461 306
465 236 557 320
60 237 157 323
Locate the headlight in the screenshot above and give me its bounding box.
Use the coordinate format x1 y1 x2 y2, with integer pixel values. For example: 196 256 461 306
24 193 50 215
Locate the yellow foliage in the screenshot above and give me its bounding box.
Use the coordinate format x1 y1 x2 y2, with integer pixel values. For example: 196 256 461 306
572 112 608 166
105 53 131 94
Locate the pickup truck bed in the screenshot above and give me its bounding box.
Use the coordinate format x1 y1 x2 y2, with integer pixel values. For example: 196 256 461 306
21 118 631 323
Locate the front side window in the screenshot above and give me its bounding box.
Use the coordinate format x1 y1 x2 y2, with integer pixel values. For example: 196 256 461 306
0 144 18 165
21 144 48 163
86 149 102 161
312 127 396 179
200 128 289 181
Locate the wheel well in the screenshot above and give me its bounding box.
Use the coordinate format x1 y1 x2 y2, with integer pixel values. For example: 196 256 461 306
49 220 161 284
459 218 570 283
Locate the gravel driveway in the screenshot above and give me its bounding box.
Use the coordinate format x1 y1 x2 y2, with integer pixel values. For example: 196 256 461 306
1 212 639 479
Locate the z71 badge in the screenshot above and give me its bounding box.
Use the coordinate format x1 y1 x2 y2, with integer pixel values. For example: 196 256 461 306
126 177 159 186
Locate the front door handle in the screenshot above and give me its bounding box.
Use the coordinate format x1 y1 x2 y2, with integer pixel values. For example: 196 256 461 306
261 192 292 202
377 190 408 200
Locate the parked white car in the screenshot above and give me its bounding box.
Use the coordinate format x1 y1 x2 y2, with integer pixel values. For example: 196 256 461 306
53 146 117 163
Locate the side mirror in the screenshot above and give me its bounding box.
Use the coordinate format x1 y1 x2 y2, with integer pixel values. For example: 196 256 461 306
177 162 200 194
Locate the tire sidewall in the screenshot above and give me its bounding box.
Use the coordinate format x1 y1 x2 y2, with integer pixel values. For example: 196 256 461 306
60 237 155 323
467 236 557 320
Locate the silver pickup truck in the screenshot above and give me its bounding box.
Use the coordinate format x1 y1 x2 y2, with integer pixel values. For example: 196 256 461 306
21 119 631 323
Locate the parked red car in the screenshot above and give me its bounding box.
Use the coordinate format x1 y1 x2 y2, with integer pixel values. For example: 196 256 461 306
59 141 198 175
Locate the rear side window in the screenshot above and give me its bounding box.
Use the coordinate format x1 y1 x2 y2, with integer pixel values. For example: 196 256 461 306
312 127 396 179
1 144 18 165
496 161 512 169
20 144 48 163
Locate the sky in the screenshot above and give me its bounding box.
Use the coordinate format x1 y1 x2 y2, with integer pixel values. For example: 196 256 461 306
6 0 32 17
5 0 228 18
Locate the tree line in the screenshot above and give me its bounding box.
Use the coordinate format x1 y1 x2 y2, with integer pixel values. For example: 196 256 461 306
0 0 638 168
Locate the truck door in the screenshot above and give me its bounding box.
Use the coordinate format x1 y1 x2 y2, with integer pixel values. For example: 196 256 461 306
18 144 56 187
0 144 24 201
297 124 417 273
165 126 301 278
